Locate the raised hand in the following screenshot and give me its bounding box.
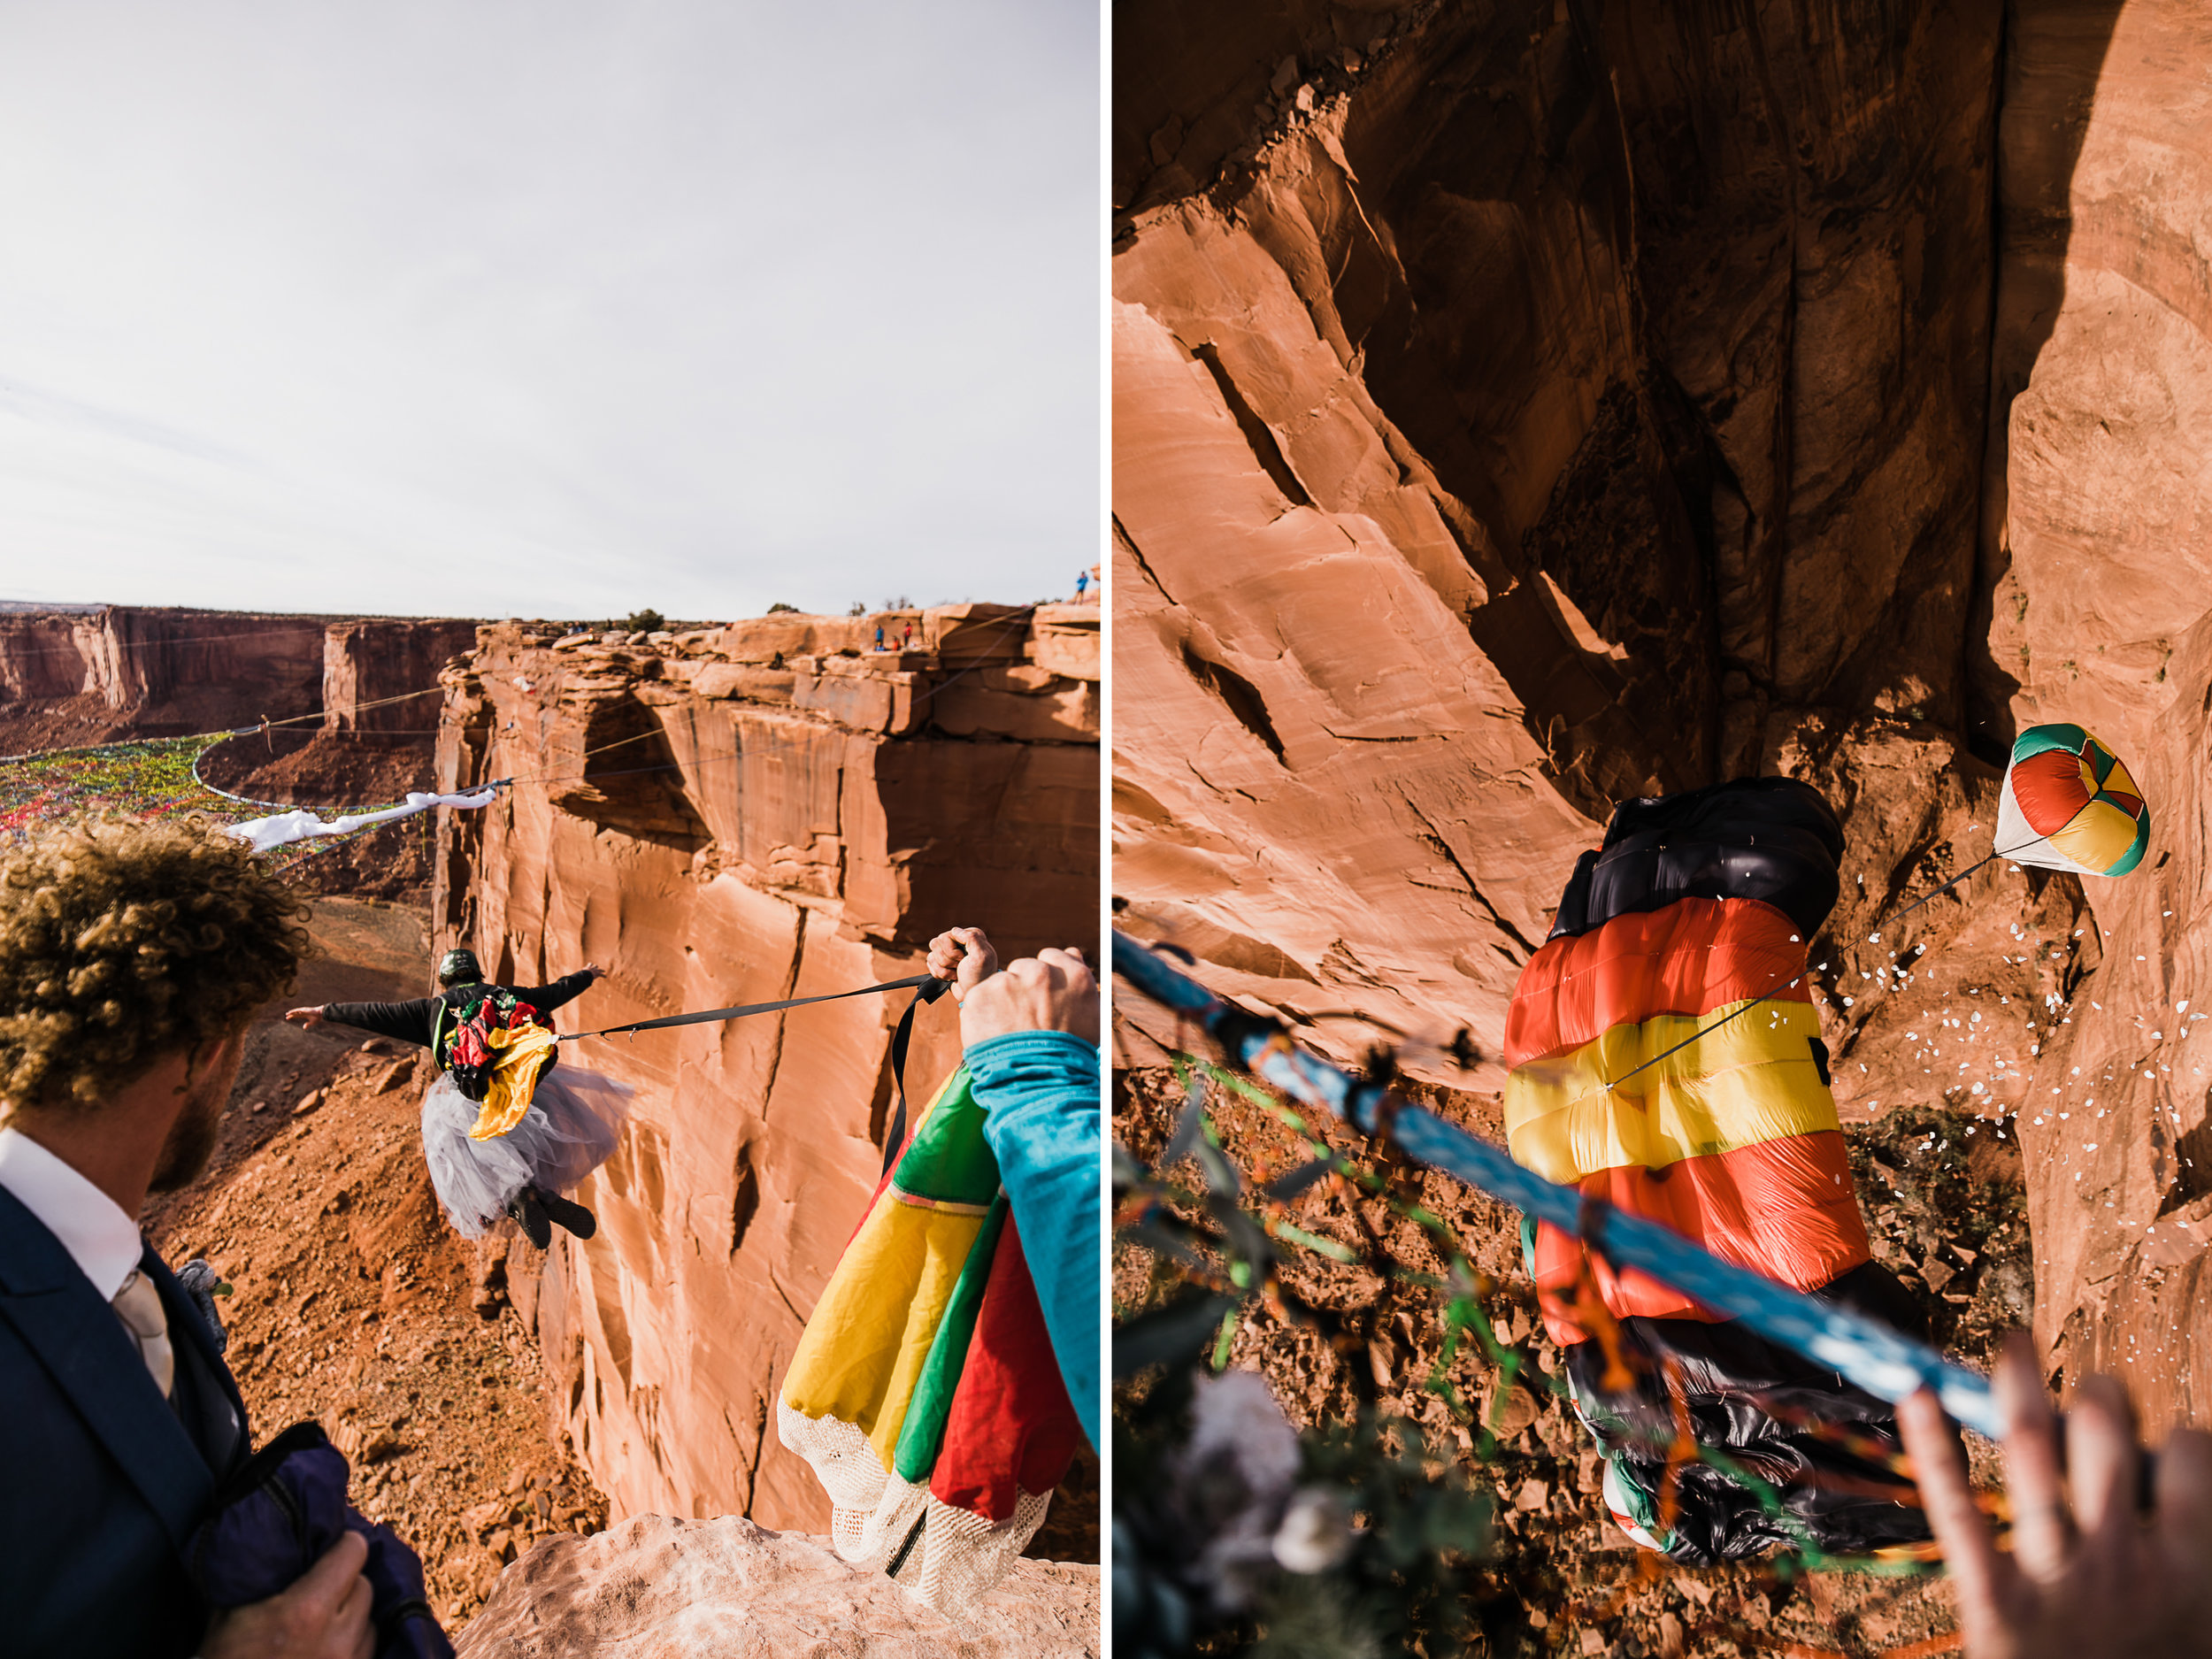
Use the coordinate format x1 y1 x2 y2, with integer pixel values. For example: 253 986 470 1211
1898 1331 2212 1658
926 926 999 1002
957 948 1097 1047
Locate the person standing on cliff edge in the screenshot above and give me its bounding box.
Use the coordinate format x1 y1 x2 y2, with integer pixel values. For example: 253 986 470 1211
286 951 629 1249
0 815 406 1657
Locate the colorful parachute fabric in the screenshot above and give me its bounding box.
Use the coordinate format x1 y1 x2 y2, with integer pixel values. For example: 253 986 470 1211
2 732 481 872
427 988 559 1140
0 734 227 844
1502 777 1932 1563
1995 722 2148 876
778 1064 1079 1619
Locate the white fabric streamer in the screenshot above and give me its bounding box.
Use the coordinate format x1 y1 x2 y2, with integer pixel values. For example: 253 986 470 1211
222 788 498 853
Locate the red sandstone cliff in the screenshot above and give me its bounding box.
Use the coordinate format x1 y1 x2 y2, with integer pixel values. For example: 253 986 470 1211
0 605 483 750
430 606 1098 1530
325 618 482 735
1115 0 2005 1085
0 607 327 749
1975 0 2212 1422
1113 0 2211 1425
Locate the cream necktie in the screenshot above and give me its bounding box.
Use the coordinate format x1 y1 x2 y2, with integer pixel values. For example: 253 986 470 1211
111 1269 175 1399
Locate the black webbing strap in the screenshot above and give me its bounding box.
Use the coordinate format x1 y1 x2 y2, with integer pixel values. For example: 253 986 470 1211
880 975 952 1179
557 972 941 1041
556 972 953 1179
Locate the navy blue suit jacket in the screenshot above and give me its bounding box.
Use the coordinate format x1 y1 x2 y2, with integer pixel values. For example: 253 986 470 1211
0 1186 251 1657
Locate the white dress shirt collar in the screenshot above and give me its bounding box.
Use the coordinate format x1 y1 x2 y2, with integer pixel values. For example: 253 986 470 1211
0 1125 145 1300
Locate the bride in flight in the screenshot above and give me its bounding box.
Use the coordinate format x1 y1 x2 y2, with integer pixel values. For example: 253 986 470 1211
287 949 626 1248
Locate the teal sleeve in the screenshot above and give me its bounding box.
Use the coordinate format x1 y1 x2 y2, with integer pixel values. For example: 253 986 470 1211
963 1029 1101 1449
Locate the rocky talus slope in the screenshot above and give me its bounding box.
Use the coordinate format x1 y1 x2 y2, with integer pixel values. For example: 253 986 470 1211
145 898 618 1629
429 607 1100 1539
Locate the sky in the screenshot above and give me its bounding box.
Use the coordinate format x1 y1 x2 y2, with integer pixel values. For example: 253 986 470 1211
0 2 1099 620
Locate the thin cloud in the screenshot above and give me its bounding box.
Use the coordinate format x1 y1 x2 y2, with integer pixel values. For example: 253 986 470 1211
0 0 1100 618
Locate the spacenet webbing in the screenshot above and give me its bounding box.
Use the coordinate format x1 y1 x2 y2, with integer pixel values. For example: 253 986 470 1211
1111 930 2003 1440
561 973 953 1179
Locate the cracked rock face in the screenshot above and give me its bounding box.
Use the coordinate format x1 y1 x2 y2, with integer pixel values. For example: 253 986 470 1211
1988 0 2212 1424
1113 0 2003 1087
0 605 485 749
434 610 1097 1526
454 1515 1100 1658
324 618 481 734
0 605 328 745
1114 0 2212 1421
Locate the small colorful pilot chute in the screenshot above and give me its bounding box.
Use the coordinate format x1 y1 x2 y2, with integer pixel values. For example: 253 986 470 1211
1994 722 2148 877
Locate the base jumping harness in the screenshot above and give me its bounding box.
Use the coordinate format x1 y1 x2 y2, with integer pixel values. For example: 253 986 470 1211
429 987 547 1102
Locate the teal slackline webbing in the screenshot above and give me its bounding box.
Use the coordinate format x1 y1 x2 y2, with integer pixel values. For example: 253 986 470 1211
1111 931 2001 1439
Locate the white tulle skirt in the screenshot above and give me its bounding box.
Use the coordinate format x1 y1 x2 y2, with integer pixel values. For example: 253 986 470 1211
419 1064 633 1240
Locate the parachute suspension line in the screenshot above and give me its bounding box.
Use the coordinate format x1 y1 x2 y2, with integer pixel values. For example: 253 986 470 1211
1868 834 2048 934
1601 975 1803 1092
1113 930 2003 1440
1599 830 2058 1094
1871 851 1994 928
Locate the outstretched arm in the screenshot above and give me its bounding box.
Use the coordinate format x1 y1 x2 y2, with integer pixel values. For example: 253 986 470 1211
512 964 604 1016
288 996 441 1047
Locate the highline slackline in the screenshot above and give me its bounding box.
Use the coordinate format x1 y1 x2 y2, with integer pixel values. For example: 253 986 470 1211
1 726 506 857
1110 930 2004 1440
565 973 951 1178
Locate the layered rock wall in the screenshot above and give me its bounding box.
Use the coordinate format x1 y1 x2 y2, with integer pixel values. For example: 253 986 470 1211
0 605 493 749
1978 0 2212 1419
325 618 482 735
0 606 328 746
432 607 1098 1527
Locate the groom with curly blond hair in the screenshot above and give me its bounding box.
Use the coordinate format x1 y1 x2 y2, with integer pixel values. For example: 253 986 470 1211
0 815 381 1658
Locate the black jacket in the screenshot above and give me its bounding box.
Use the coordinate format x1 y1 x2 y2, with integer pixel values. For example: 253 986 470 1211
0 1188 251 1656
323 971 596 1049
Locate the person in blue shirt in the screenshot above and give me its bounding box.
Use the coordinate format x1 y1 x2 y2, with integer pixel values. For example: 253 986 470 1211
926 926 1100 1448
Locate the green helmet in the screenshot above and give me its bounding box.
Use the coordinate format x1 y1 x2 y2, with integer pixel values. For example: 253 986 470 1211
436 949 483 987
